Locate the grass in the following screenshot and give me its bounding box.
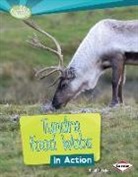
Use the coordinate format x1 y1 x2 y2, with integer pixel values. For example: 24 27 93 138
0 104 138 177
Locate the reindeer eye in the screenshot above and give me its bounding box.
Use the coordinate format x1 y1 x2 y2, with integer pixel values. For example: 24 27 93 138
61 83 68 89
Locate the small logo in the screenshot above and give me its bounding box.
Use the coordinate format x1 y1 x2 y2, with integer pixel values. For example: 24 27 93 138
10 5 31 20
113 160 133 172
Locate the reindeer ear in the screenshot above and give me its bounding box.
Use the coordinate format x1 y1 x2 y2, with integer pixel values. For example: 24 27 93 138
66 67 76 79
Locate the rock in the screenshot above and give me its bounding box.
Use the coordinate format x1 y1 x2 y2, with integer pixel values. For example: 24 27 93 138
42 103 55 113
10 114 20 122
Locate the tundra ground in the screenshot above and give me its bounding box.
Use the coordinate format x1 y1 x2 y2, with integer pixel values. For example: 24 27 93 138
0 103 138 177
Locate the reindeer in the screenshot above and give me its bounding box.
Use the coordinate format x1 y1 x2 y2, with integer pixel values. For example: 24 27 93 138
24 19 138 110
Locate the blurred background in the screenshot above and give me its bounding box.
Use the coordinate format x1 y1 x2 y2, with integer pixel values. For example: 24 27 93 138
0 6 138 105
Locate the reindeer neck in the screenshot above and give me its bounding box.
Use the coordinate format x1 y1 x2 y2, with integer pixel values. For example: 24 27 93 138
68 30 99 74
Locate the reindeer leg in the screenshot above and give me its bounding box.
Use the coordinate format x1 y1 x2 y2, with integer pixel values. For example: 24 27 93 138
118 78 123 104
118 68 126 104
110 53 125 107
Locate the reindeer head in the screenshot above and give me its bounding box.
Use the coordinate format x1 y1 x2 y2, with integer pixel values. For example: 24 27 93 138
52 67 77 109
25 20 101 110
24 20 75 109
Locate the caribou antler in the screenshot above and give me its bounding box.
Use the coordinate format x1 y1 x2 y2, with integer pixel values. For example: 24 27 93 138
23 20 64 85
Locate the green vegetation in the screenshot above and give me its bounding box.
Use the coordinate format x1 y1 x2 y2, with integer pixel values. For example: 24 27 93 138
0 104 138 177
0 6 138 177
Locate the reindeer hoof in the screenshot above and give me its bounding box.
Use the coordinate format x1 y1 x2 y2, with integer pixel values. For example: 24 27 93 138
109 101 120 107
